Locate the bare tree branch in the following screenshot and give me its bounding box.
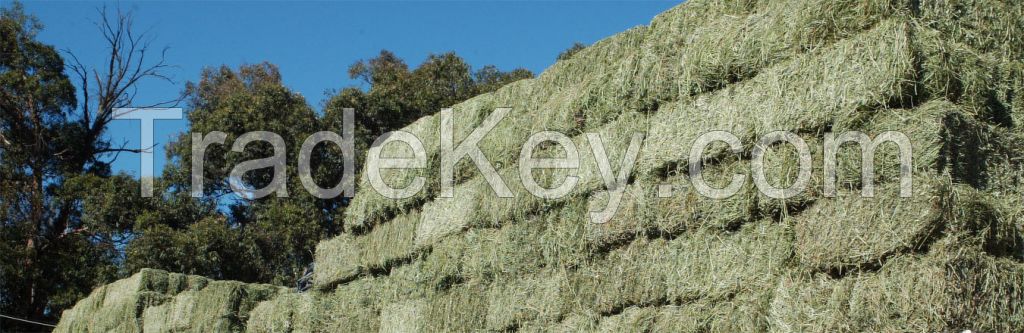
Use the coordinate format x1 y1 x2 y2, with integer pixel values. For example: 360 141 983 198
63 4 182 168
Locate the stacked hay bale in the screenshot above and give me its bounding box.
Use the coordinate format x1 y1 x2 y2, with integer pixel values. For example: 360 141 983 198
56 0 1024 331
53 269 283 333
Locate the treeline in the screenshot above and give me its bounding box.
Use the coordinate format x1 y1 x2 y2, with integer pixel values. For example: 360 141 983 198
0 3 541 327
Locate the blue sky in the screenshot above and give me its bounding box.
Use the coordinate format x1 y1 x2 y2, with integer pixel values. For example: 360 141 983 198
16 1 679 177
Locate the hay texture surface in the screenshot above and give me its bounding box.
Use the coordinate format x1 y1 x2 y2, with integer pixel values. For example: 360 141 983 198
56 0 1024 332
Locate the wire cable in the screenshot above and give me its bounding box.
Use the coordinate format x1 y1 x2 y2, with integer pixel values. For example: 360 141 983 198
0 313 57 328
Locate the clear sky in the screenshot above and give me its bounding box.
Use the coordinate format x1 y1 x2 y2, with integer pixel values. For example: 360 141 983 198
15 1 680 177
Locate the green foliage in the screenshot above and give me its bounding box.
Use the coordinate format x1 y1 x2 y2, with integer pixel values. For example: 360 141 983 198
556 42 587 61
0 3 116 327
326 50 533 145
474 65 534 93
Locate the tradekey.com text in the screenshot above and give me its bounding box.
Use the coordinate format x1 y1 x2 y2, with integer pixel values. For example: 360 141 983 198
117 107 913 224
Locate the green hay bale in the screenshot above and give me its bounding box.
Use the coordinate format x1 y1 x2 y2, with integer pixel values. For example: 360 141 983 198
344 113 438 232
345 93 496 232
312 209 420 291
914 25 1020 123
640 18 915 176
586 146 813 249
299 264 433 332
649 293 773 332
417 201 591 291
945 187 1022 257
245 293 317 333
422 284 490 331
584 155 772 249
677 0 907 95
313 288 380 333
442 26 652 197
54 269 278 333
441 100 980 263
915 27 997 110
793 177 948 272
343 15 653 232
426 212 784 319
356 209 421 271
415 177 487 247
918 0 1024 58
440 110 650 233
753 138 827 218
417 228 518 291
459 222 555 282
54 270 163 331
793 173 1019 273
140 281 282 332
427 101 777 249
380 283 490 332
569 111 653 195
629 0 757 105
485 270 567 331
570 0 903 130
588 99 990 253
582 181 662 247
313 234 362 290
985 151 1024 258
1008 62 1024 126
832 99 990 188
770 247 1024 332
661 222 791 302
379 299 426 333
470 170 544 229
306 267 429 333
466 199 591 279
416 235 468 291
567 221 791 315
54 269 209 333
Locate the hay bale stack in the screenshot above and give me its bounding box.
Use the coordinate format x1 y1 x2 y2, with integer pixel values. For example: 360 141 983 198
674 0 908 96
404 17 916 255
641 18 914 175
311 209 421 290
54 269 191 333
141 281 281 332
345 92 499 232
56 0 1024 331
342 0 911 237
567 221 791 316
53 269 281 333
416 201 591 289
770 246 1024 332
